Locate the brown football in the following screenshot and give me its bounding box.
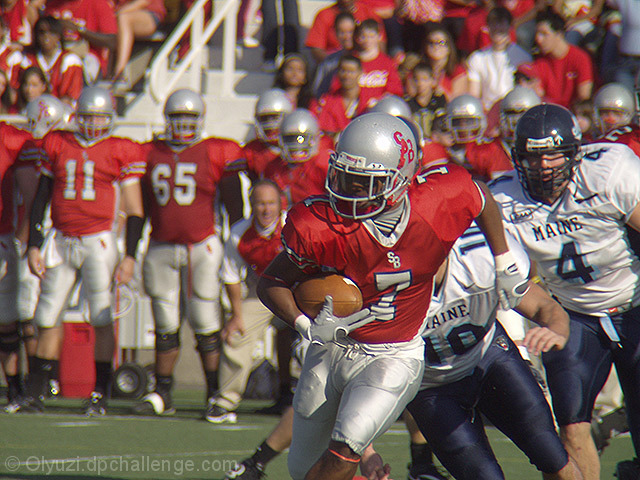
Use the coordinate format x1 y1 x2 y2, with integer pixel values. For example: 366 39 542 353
294 274 363 318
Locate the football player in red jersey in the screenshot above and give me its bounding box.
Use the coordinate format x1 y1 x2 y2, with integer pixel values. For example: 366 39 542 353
133 89 245 420
7 86 146 416
219 88 293 226
257 112 529 480
423 94 513 182
596 83 640 153
264 108 333 209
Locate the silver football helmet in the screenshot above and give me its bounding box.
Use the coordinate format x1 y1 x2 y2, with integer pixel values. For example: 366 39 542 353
255 88 293 144
279 109 319 164
26 94 74 139
76 86 115 141
326 112 419 219
593 83 635 135
500 86 541 145
164 88 205 145
368 95 413 118
446 94 486 143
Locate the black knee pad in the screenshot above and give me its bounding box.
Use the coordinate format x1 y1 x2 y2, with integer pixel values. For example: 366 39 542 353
19 319 36 341
0 325 21 354
156 331 180 352
195 331 221 354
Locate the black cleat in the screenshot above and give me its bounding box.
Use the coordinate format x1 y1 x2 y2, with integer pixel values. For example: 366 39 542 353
592 407 628 453
4 395 44 414
205 399 237 424
616 458 640 480
408 462 450 480
84 391 107 417
133 392 176 416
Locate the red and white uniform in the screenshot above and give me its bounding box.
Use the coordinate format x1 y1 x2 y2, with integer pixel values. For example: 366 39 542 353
285 165 484 478
45 0 118 75
264 149 331 208
524 45 593 108
601 125 640 157
282 164 485 344
305 1 383 53
0 0 31 46
422 138 513 181
0 44 25 89
0 122 32 160
41 131 144 237
140 137 243 335
35 132 145 328
329 52 404 100
244 138 280 180
24 49 84 101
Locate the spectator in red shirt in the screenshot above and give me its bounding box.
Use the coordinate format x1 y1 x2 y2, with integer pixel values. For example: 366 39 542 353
24 16 84 105
423 22 467 101
353 19 403 99
524 9 593 107
0 16 26 90
111 0 166 81
305 0 381 64
318 54 371 138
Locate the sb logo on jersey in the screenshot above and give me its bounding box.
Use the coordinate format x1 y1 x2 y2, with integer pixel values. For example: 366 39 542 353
387 251 401 269
393 131 415 169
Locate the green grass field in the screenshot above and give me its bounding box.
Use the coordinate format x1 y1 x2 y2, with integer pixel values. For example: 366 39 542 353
0 389 634 480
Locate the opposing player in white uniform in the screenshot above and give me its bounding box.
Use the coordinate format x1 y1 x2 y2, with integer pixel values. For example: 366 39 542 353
490 103 640 480
407 224 581 479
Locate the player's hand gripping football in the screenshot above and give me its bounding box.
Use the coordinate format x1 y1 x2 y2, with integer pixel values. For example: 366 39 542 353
495 251 530 310
306 296 373 345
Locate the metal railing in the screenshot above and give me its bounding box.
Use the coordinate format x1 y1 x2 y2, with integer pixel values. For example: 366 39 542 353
145 0 239 104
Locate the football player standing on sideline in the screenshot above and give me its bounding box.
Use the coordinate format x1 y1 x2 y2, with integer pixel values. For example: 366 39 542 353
133 88 245 420
8 86 146 416
257 112 529 480
490 104 640 480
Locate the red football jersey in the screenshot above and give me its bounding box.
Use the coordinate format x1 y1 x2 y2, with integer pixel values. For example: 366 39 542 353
244 138 280 179
141 138 244 244
601 125 640 157
464 138 514 180
282 164 484 343
24 50 84 101
0 143 18 235
237 220 284 276
45 0 118 75
0 122 32 161
0 0 30 45
41 131 145 237
264 149 331 208
317 91 371 135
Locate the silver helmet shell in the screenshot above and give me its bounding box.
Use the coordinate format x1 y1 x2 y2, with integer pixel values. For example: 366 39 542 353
593 83 635 135
76 86 115 141
26 94 74 139
255 88 294 144
500 86 541 145
279 108 319 164
446 94 486 143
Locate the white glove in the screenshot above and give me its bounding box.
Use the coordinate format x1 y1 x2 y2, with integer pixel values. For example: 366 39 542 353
295 296 373 345
495 251 530 310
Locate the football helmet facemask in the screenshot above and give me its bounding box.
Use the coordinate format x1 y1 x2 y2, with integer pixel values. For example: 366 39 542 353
446 94 486 143
500 86 541 145
255 88 293 144
512 103 582 203
279 109 319 164
593 82 635 135
326 112 419 219
76 86 115 141
164 88 205 145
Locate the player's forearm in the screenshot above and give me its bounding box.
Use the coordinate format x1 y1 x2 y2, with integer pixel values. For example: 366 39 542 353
224 282 243 319
475 181 509 256
516 283 569 338
256 277 303 329
80 30 117 50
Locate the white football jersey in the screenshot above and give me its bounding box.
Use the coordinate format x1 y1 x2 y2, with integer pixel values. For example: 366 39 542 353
491 142 640 315
420 225 530 388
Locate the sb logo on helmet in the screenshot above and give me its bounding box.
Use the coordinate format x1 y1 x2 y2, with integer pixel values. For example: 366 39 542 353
393 131 415 169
